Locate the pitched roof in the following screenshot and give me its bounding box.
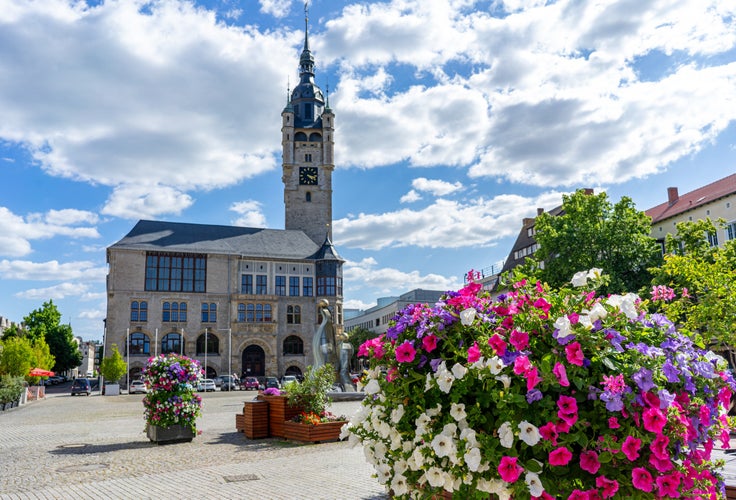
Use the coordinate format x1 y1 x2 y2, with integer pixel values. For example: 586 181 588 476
109 220 321 260
645 173 736 224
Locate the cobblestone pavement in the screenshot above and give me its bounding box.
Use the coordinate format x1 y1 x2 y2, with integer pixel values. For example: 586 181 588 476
0 388 388 500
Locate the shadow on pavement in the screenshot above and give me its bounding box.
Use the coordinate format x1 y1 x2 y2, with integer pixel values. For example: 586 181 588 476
50 441 155 455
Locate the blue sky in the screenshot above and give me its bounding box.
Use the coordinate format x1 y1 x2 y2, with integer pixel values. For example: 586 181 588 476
0 0 735 342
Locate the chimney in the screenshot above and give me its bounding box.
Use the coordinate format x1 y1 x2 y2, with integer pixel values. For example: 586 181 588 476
667 187 679 205
582 188 594 195
537 208 544 216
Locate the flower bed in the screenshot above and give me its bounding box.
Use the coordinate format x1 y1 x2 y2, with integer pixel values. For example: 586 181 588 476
345 270 735 499
142 354 202 438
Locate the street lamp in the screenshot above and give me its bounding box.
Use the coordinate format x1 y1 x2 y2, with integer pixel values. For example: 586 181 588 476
204 327 208 380
126 328 130 391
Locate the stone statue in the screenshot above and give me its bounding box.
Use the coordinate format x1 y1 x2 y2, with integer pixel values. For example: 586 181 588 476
313 299 356 391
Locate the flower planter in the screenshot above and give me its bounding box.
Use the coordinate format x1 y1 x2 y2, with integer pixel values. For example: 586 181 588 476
146 423 195 444
242 400 269 439
282 420 346 443
257 394 303 438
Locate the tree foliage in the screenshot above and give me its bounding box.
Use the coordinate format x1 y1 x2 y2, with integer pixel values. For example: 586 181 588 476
100 344 127 384
24 301 81 373
529 190 662 295
0 337 34 377
648 219 736 360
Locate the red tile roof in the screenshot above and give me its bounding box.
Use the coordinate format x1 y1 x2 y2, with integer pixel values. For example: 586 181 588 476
645 173 736 224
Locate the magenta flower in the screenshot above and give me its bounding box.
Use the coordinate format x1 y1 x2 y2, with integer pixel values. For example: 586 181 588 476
422 334 438 353
642 407 667 433
650 433 670 460
595 476 619 498
497 456 523 483
526 366 541 391
509 329 529 350
565 342 584 366
549 446 573 466
567 490 590 500
514 355 532 375
608 416 620 429
395 341 417 363
539 422 558 445
656 472 682 497
621 435 642 461
649 454 673 472
579 450 600 474
487 333 507 355
557 395 578 417
631 467 654 492
553 362 570 387
467 341 480 363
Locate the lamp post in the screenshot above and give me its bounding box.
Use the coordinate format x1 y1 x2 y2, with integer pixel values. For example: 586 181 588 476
154 328 158 357
126 328 130 391
204 327 208 380
180 328 184 356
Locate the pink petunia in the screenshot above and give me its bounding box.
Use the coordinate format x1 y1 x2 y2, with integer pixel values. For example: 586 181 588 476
608 417 620 429
514 355 532 375
567 490 588 500
656 471 682 498
497 456 523 483
642 407 667 434
595 476 619 498
526 367 542 391
553 362 570 387
422 334 438 353
632 467 654 492
649 454 673 473
621 435 642 461
386 366 399 382
549 446 573 466
650 433 670 460
510 329 530 350
539 422 559 445
395 341 416 363
557 395 578 416
467 341 481 363
579 450 600 474
565 342 584 366
488 334 507 356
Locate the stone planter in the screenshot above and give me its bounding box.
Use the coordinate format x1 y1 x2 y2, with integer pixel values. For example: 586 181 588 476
256 394 303 438
146 424 195 444
282 420 346 443
105 383 120 396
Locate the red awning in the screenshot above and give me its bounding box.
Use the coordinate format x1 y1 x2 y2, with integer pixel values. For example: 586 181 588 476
28 368 55 377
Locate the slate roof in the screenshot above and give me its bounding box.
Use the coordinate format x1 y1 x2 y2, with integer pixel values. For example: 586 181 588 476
109 220 322 260
646 173 736 224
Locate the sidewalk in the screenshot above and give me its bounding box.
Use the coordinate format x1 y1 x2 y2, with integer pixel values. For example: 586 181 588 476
0 390 388 500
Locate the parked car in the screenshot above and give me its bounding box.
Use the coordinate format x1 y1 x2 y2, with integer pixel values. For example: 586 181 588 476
280 375 298 388
242 376 260 391
70 378 91 396
197 379 216 392
265 377 280 389
220 375 239 391
212 376 224 388
129 380 148 394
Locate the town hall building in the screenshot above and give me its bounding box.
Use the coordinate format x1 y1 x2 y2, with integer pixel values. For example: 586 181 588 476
103 12 343 384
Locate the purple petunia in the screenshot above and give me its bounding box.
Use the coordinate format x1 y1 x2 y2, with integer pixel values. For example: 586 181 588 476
632 368 656 392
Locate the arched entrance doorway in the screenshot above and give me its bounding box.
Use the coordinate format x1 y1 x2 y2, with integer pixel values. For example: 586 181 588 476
242 345 265 378
284 365 303 378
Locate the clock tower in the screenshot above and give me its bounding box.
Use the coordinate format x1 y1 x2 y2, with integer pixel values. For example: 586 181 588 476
282 6 335 246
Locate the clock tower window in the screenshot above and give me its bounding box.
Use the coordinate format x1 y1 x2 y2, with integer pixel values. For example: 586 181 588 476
305 153 312 162
306 192 311 202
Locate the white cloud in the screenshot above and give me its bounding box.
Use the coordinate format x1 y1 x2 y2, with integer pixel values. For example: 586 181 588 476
400 189 422 203
0 259 106 282
412 177 463 196
259 0 293 18
15 282 90 300
0 207 100 258
334 191 566 250
230 200 268 227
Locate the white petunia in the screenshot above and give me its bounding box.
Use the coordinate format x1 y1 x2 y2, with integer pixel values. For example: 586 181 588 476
496 374 511 389
587 268 603 280
451 362 467 380
460 307 477 326
363 378 380 395
424 467 447 488
431 432 457 458
585 301 608 322
571 270 588 287
450 402 467 422
554 315 573 340
498 421 514 448
425 372 434 392
427 404 443 417
436 366 455 393
460 427 478 447
391 404 405 424
488 356 505 375
518 420 541 446
578 314 593 329
464 446 482 471
525 471 544 497
390 474 409 496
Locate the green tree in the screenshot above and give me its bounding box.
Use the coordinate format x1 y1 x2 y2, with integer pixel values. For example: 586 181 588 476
32 337 55 372
0 323 25 341
529 190 662 294
649 219 736 359
0 337 34 377
99 344 127 385
24 301 81 373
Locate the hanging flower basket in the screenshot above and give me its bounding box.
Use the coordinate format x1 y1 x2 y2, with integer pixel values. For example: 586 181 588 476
345 270 736 499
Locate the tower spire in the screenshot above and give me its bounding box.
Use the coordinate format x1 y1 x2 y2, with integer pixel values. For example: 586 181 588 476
304 1 309 52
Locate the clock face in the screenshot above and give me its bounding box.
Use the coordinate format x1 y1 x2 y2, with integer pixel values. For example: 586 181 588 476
299 167 318 185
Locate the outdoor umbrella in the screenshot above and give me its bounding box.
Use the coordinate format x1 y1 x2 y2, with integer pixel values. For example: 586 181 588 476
28 368 55 377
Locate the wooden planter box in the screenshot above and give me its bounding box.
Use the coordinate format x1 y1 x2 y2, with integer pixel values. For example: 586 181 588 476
282 420 346 443
257 394 303 438
242 400 269 439
725 485 736 500
146 424 195 445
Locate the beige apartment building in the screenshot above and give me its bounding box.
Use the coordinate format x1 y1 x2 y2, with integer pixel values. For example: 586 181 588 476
104 15 343 384
645 173 736 249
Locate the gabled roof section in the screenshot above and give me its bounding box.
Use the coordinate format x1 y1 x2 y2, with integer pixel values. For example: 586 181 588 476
646 173 736 224
308 234 344 261
109 220 321 260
